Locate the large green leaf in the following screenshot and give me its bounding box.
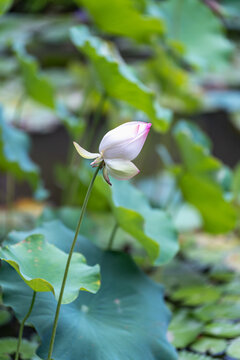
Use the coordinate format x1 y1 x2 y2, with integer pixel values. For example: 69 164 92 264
172 285 220 306
62 167 179 265
194 301 240 322
205 321 240 338
15 44 55 109
76 0 164 41
0 233 100 304
0 221 178 360
0 337 38 359
70 25 172 132
161 0 233 70
178 352 220 360
0 309 11 326
168 310 203 348
146 46 201 112
55 103 85 138
227 337 240 359
110 179 179 265
14 44 85 137
0 107 40 189
174 121 220 175
0 0 13 14
191 336 227 356
222 0 240 30
233 163 240 203
179 173 237 233
153 259 206 292
174 121 237 233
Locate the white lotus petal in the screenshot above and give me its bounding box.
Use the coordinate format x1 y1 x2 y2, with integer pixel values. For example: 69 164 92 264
99 121 151 161
99 121 139 153
73 142 100 159
105 159 140 180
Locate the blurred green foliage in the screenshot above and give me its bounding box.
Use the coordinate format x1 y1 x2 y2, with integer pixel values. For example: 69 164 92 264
0 1 240 359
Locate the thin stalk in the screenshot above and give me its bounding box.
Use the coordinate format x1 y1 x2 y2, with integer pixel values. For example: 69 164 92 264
47 164 102 360
13 93 26 125
63 88 92 178
15 291 36 360
107 223 118 250
67 94 106 206
87 93 106 149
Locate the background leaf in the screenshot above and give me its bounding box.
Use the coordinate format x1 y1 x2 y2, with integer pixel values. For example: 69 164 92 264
110 179 179 265
227 337 240 359
191 337 227 356
70 25 172 132
15 44 55 109
171 285 220 306
161 0 233 70
205 321 240 338
179 173 237 233
168 310 204 348
174 121 237 233
76 0 165 41
0 0 13 15
173 121 220 175
178 351 220 360
0 107 40 189
0 309 11 326
0 337 38 359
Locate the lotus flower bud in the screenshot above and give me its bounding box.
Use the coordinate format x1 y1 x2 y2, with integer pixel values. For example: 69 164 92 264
73 121 151 185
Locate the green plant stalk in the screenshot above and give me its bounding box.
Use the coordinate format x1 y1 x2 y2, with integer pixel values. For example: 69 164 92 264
60 89 93 205
107 222 118 250
13 92 26 125
88 93 106 149
15 291 36 360
67 94 106 206
47 164 102 360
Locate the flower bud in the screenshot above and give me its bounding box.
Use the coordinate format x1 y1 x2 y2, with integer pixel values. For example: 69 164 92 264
73 121 151 185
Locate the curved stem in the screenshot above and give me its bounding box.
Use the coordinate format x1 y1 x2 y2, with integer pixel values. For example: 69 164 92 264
107 222 118 250
66 94 106 206
47 164 102 360
88 93 106 149
13 93 26 125
15 291 36 360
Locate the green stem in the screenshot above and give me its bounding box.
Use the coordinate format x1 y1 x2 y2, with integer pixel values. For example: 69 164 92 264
47 164 102 360
13 93 26 125
107 223 118 250
67 94 106 206
87 93 106 149
15 291 36 360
